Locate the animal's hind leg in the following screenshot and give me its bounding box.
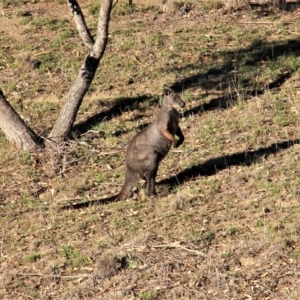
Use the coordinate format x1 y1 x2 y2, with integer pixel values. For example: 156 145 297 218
118 166 136 200
145 167 158 196
146 172 155 196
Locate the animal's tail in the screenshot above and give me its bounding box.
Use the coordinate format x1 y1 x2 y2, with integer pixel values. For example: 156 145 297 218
58 194 119 210
59 167 136 210
115 166 136 200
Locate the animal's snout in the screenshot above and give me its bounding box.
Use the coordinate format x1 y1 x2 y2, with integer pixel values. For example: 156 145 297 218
174 100 185 109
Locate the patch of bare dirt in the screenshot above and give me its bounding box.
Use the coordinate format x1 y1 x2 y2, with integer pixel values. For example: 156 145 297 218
1 0 300 299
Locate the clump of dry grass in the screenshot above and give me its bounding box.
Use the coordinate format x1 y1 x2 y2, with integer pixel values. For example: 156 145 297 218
2 0 300 299
202 0 293 11
16 52 41 72
168 190 193 211
93 251 124 282
223 0 250 10
162 0 195 15
0 271 13 289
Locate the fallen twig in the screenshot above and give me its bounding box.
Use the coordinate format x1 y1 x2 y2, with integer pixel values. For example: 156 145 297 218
0 228 4 257
34 50 52 57
125 241 206 257
5 179 33 190
16 273 90 279
152 242 206 257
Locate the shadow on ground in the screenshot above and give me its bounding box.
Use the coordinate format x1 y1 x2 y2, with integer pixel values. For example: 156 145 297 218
73 39 299 136
159 138 300 187
72 94 154 135
171 39 300 93
171 39 300 117
183 70 293 116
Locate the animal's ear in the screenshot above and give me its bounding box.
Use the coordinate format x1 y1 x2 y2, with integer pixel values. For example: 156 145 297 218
163 85 171 95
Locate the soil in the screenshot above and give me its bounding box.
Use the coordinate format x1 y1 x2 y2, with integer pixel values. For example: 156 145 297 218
1 0 300 299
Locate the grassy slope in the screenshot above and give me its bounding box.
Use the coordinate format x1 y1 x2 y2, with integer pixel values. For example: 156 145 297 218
1 0 300 299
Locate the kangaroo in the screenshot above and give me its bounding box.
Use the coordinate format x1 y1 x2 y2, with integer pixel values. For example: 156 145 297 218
62 85 185 209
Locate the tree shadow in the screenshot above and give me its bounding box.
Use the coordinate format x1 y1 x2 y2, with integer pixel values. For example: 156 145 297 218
158 138 300 187
183 70 293 116
170 39 300 93
73 39 299 138
249 1 300 12
72 94 153 135
73 39 300 136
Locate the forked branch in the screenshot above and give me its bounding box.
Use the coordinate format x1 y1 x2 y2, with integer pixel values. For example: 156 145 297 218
67 0 94 49
0 0 113 150
48 0 113 143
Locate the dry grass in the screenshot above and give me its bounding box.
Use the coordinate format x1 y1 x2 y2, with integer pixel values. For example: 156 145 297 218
1 0 300 299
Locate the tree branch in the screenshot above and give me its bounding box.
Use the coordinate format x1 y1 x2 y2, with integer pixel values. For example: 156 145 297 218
67 0 94 50
48 0 113 142
91 0 113 59
48 55 100 142
0 89 42 151
0 1 114 150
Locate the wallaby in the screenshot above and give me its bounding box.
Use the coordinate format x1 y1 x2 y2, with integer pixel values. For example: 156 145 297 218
62 85 185 209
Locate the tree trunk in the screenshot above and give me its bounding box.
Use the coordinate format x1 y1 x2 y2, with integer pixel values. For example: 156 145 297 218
49 0 113 143
0 89 42 151
0 0 113 150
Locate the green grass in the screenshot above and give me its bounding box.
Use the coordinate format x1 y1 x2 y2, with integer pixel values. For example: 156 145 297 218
24 253 41 263
1 0 300 299
138 291 156 300
59 245 90 267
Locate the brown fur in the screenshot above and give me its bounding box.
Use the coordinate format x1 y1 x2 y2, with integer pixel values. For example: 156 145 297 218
62 85 185 209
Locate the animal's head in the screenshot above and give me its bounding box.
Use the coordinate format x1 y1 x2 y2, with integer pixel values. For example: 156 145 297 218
162 85 185 109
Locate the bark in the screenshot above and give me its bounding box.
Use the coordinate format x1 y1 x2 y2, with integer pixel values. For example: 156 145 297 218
67 0 94 50
0 89 42 151
49 0 113 142
0 0 113 150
